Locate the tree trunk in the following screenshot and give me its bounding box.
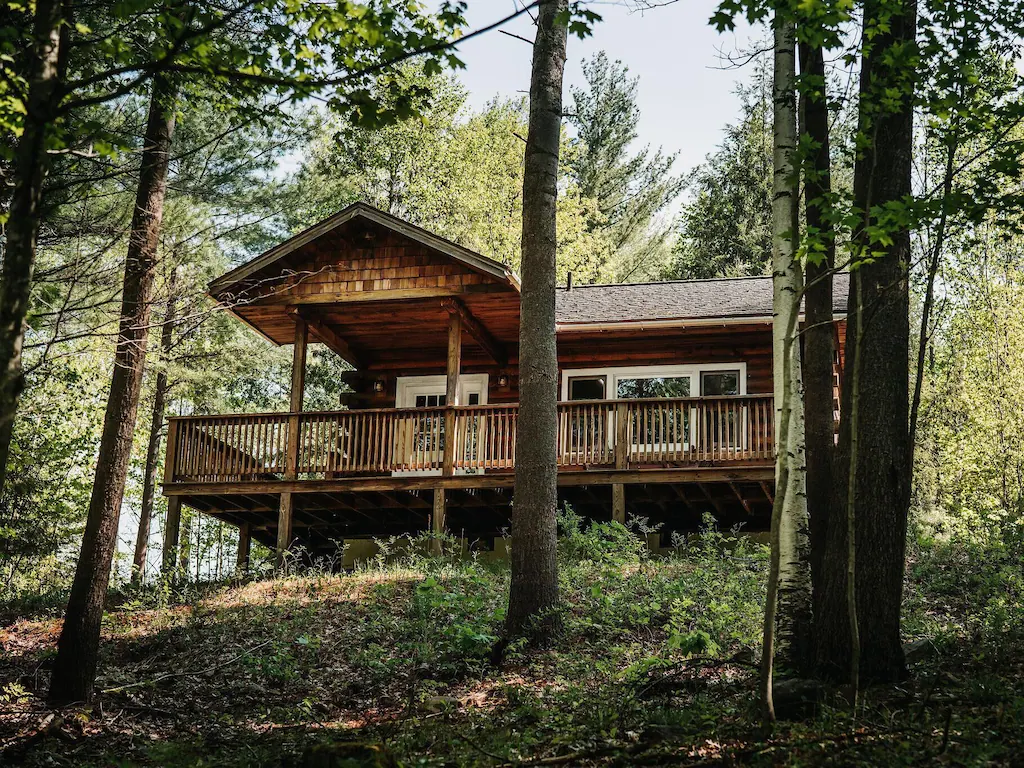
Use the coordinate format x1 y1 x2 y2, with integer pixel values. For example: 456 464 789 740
817 0 916 684
797 40 836 655
0 0 65 497
505 0 568 638
761 15 812 721
48 75 177 705
130 270 178 586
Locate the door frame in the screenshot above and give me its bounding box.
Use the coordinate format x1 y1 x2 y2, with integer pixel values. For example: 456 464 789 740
395 373 489 408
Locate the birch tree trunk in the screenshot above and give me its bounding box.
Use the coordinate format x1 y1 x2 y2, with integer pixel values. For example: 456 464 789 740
761 14 812 720
0 0 66 497
506 0 568 638
48 75 178 705
798 41 836 651
131 270 178 586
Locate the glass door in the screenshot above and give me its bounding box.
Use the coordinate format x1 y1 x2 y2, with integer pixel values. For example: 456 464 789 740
394 376 485 475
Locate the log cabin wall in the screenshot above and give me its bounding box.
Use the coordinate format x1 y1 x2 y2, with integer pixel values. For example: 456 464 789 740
337 320 847 409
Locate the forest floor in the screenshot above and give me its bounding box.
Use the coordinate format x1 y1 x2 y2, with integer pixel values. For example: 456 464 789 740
1 516 1022 767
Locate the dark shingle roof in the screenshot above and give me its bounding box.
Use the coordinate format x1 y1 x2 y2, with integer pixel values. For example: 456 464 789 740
555 273 849 325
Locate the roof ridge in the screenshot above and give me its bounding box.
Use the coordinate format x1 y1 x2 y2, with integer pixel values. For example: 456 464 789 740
559 272 850 290
560 275 774 289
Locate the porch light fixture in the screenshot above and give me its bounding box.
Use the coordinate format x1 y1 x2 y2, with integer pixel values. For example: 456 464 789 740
373 377 386 393
497 373 510 388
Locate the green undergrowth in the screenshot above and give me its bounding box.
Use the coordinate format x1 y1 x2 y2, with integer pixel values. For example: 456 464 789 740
1 513 1022 766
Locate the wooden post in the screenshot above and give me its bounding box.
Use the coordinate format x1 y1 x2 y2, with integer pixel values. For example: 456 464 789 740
613 400 629 524
612 484 626 525
433 313 462 554
161 496 182 578
431 488 446 555
289 317 308 415
278 318 307 569
276 493 294 569
163 418 179 485
445 311 462 409
236 522 251 574
614 401 629 470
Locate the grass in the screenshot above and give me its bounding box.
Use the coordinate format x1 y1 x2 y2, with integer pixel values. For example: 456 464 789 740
1 513 1022 766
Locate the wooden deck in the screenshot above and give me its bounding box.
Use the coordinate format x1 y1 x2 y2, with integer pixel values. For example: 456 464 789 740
160 396 775 557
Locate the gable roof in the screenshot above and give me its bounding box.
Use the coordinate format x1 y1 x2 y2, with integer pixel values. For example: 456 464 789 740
555 273 850 328
208 201 521 296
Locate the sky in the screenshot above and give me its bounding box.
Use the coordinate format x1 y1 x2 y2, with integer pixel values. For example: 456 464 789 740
452 0 764 177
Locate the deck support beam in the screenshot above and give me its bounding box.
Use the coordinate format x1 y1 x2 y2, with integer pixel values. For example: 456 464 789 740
236 522 251 573
161 496 183 579
612 484 626 524
431 489 446 554
276 493 294 567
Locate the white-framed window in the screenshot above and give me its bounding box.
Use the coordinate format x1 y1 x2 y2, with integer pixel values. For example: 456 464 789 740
560 363 747 454
560 363 746 402
395 373 489 408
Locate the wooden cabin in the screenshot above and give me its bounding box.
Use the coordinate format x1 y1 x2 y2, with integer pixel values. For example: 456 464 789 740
160 202 848 566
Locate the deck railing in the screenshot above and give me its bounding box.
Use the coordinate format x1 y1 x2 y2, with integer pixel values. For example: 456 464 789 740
165 395 774 483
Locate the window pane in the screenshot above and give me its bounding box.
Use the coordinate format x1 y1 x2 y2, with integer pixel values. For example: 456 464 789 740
468 393 480 405
616 376 691 399
701 371 740 396
569 376 606 401
415 395 427 407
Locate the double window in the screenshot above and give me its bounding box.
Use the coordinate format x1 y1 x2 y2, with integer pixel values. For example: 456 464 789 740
564 365 745 402
563 364 746 453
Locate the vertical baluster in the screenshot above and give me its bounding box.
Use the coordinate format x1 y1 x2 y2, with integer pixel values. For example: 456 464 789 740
209 420 219 479
659 401 666 462
556 406 564 465
221 419 230 480
717 400 723 461
186 421 194 480
377 412 385 472
587 404 594 464
232 419 241 479
371 412 380 472
355 412 365 471
254 417 263 476
510 407 517 466
238 418 247 478
355 413 364 472
219 419 228 478
231 418 238 479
